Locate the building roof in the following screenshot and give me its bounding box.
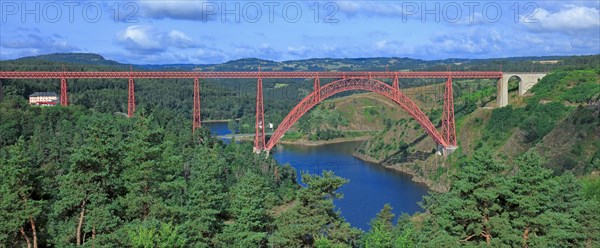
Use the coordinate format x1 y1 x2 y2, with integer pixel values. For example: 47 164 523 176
29 92 58 97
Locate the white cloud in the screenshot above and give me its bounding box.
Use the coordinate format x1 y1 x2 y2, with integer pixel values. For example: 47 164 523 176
372 40 415 57
374 40 413 53
375 40 387 49
525 5 600 34
168 30 195 48
116 26 164 53
115 26 199 54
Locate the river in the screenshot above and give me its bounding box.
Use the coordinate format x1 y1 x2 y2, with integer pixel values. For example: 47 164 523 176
204 122 429 231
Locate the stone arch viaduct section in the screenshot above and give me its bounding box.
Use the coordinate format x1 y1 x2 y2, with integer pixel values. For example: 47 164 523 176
497 73 547 107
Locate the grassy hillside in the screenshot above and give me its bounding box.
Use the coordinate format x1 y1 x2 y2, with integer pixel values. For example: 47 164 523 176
280 91 416 142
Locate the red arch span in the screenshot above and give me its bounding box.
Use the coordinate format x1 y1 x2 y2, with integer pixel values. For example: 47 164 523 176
265 77 448 151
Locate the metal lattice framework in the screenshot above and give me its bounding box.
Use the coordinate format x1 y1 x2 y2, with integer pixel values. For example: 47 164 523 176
128 77 135 118
265 77 447 150
442 76 457 147
193 78 201 132
0 70 503 152
60 78 68 106
254 72 266 151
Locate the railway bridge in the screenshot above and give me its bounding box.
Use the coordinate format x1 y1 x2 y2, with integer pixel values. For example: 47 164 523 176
0 70 546 154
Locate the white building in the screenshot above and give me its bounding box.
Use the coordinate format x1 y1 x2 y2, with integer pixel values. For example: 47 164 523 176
29 92 58 106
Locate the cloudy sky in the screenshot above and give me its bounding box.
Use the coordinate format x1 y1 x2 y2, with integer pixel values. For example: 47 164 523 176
0 0 598 64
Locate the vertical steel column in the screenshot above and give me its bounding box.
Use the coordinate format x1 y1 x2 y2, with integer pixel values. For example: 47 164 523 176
442 75 457 147
392 73 399 101
60 78 68 106
254 71 266 152
313 74 320 103
192 78 201 133
128 77 135 118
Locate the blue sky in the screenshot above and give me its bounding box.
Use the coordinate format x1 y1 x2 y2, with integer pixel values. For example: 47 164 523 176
1 0 599 64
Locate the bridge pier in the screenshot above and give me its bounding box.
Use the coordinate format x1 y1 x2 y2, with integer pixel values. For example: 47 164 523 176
313 75 320 103
60 78 68 106
0 79 3 102
253 147 270 157
128 78 135 117
442 76 456 147
437 145 458 157
392 74 399 101
254 72 266 151
497 77 508 107
444 146 458 156
192 78 201 133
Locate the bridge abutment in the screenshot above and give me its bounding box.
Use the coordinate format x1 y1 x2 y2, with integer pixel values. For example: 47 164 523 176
497 73 547 107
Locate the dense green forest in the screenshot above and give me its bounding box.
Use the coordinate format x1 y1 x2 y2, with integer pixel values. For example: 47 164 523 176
0 98 365 247
1 53 599 247
1 97 598 247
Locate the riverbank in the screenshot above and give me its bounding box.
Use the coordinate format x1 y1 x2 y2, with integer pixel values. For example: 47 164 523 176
220 134 371 146
353 151 449 193
383 163 449 193
202 119 238 123
279 135 371 146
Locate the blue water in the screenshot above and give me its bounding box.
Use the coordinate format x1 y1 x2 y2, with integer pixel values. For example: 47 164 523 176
205 122 429 231
204 122 233 144
204 121 232 136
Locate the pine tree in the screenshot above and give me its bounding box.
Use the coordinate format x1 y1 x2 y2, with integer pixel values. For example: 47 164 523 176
182 146 227 247
392 214 415 248
270 171 360 247
218 172 274 247
128 220 186 248
509 154 587 246
49 119 124 246
120 116 166 221
0 138 43 248
363 204 395 248
418 149 513 246
417 151 592 247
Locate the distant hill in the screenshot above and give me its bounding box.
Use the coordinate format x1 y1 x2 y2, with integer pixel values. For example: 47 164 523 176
6 52 594 72
16 53 122 66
